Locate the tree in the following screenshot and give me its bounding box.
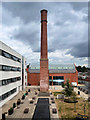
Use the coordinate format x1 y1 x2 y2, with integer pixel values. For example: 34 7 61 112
27 65 29 68
62 82 65 88
65 80 73 96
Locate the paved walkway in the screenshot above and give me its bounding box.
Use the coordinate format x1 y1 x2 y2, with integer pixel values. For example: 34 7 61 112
74 87 89 100
1 86 59 120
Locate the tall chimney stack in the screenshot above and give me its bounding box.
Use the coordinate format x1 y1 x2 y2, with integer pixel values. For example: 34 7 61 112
40 9 49 92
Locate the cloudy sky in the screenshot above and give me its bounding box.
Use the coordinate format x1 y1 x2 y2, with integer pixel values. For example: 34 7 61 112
0 2 88 67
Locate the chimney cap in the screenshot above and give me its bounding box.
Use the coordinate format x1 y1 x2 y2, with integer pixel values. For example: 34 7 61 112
40 9 48 13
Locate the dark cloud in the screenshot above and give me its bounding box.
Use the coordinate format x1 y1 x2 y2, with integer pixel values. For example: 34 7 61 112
2 2 88 58
67 42 88 57
70 2 88 11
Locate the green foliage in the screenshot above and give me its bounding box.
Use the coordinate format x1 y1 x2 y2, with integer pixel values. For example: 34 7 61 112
27 65 29 68
66 80 69 88
76 65 88 72
58 106 61 113
65 80 73 96
62 82 65 88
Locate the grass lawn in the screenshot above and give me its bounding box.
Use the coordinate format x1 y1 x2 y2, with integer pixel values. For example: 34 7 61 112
53 92 90 119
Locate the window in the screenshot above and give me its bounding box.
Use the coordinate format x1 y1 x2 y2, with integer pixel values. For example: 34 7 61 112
0 65 2 70
11 56 18 61
49 76 52 80
17 67 21 72
0 49 2 55
7 79 12 84
49 81 52 85
2 66 11 71
1 77 21 86
17 77 21 81
18 58 21 63
2 51 11 58
1 50 21 63
11 78 16 82
0 88 17 101
53 76 64 80
2 80 6 85
0 96 2 101
11 67 17 71
1 65 21 72
0 81 2 86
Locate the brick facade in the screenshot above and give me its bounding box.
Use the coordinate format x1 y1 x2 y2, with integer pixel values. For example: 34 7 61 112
40 9 49 92
27 70 78 86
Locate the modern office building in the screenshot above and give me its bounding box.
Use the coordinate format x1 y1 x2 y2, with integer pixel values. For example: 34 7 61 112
0 41 27 107
22 56 27 90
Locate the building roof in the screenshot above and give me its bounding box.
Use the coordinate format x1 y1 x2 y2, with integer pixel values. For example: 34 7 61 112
29 64 76 73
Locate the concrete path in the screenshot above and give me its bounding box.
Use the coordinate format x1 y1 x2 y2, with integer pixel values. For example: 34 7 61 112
74 87 89 100
1 86 59 120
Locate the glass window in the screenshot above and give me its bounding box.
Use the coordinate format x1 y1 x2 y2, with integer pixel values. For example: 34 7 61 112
11 67 17 71
49 76 52 80
11 56 18 61
1 88 17 101
2 51 11 58
2 80 6 85
0 81 2 86
0 65 2 70
8 91 11 96
18 58 21 63
49 81 52 85
7 79 11 84
0 96 2 101
17 67 21 72
0 49 2 55
53 76 64 80
17 77 21 81
2 66 11 71
11 78 16 82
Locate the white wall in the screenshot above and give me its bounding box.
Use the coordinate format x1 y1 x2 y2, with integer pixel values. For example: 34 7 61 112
22 57 27 89
0 41 22 107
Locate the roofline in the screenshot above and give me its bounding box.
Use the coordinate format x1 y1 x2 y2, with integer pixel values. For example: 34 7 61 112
0 41 22 57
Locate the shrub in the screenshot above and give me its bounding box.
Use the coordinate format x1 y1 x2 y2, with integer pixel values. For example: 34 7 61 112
13 103 16 108
17 99 21 105
8 107 14 115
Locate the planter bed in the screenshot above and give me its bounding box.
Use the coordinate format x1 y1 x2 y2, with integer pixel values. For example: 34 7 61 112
64 99 78 103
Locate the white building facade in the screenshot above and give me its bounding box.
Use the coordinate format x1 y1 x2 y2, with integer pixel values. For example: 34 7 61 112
22 56 27 90
0 41 23 107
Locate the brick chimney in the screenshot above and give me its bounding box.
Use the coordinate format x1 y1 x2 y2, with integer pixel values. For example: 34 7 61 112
40 9 49 92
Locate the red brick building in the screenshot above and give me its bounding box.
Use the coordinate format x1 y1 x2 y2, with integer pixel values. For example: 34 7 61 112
27 64 78 86
26 9 78 87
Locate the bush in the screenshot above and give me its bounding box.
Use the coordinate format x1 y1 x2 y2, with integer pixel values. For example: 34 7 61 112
8 107 14 115
26 91 28 95
17 99 21 105
22 95 25 100
13 103 16 108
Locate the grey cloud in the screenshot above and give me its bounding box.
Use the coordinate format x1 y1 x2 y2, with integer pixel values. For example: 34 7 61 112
67 41 88 57
2 2 88 58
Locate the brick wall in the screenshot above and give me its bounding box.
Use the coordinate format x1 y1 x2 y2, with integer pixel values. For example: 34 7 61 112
27 72 78 85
